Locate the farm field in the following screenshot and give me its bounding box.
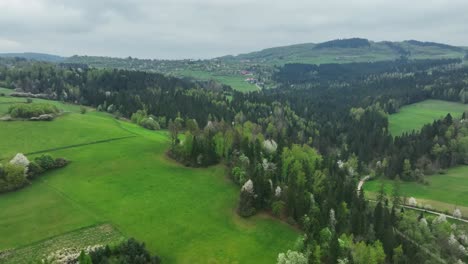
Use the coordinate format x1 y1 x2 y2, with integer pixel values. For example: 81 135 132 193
364 166 468 216
389 99 468 136
176 70 259 92
0 94 298 263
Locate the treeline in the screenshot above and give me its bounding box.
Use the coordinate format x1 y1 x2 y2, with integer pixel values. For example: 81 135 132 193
274 58 462 83
0 59 232 125
0 153 68 193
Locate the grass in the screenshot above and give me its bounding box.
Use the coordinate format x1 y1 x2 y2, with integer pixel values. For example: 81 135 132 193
176 70 259 92
0 224 124 263
389 99 468 136
0 104 297 262
364 166 468 216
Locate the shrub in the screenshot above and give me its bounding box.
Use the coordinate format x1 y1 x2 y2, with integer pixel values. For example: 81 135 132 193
27 161 44 179
0 163 27 192
10 153 30 169
54 157 69 168
272 200 285 217
80 106 87 114
35 154 56 170
89 238 161 264
131 109 147 124
140 117 160 130
8 103 59 118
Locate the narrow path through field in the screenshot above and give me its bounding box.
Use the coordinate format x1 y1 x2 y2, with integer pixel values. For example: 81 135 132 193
0 135 137 161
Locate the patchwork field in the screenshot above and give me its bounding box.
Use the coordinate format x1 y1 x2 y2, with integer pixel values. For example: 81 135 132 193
389 99 468 136
0 90 298 263
364 166 468 216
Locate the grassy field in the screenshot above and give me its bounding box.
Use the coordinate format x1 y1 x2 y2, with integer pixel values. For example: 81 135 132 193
364 166 468 216
0 93 297 263
389 99 468 136
176 70 259 92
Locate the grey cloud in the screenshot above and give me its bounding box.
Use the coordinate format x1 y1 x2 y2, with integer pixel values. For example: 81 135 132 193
0 0 467 59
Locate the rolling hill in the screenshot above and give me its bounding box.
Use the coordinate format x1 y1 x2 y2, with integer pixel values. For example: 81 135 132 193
0 52 65 62
225 38 466 65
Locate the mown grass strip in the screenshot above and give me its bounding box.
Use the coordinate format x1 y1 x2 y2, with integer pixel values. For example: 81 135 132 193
0 135 136 161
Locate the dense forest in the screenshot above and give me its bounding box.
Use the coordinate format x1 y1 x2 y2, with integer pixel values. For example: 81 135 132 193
1 57 467 263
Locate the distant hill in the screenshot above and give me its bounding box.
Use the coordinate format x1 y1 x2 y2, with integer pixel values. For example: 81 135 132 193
226 38 466 65
0 52 65 62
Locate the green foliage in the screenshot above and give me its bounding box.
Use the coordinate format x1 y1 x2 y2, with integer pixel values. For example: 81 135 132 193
89 238 161 264
351 240 385 264
8 103 59 118
80 106 87 114
27 161 44 179
78 250 92 264
140 117 160 130
0 163 27 192
272 200 285 216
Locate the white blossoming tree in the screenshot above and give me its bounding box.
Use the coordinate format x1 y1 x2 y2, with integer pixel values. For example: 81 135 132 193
10 153 29 168
453 208 462 219
275 186 282 197
9 153 30 174
263 139 278 154
238 179 255 217
277 250 307 264
433 214 447 225
408 197 417 207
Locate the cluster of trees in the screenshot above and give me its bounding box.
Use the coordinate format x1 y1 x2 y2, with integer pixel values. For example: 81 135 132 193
7 102 59 119
0 59 232 125
130 109 163 130
384 114 468 181
0 153 68 193
396 209 468 263
78 238 161 264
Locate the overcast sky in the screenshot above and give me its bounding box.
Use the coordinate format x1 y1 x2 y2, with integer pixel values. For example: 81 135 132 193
0 0 467 59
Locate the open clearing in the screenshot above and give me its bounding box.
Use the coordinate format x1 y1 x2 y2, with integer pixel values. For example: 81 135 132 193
176 70 259 92
364 166 468 216
0 90 297 263
388 99 468 136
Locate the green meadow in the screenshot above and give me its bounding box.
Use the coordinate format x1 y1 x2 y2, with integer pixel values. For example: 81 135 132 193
176 70 259 92
389 99 468 136
364 166 468 216
0 90 297 263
